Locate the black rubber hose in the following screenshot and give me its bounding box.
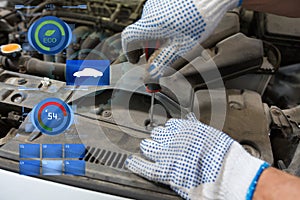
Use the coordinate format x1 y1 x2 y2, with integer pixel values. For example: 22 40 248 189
25 58 66 81
78 31 109 60
2 11 23 25
29 11 127 32
85 33 122 61
66 26 93 60
0 55 66 80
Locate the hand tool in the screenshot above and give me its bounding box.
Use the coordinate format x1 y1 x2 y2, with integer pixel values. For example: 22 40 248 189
144 40 161 127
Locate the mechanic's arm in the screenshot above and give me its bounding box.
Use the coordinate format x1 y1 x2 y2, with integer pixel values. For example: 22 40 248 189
122 0 300 80
243 0 300 18
125 114 300 200
126 113 268 200
254 167 300 200
122 0 244 79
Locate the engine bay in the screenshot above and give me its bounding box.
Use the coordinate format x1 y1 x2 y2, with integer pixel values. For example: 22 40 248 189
0 1 300 199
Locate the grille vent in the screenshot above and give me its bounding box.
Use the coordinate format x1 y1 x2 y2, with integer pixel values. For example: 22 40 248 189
81 146 128 170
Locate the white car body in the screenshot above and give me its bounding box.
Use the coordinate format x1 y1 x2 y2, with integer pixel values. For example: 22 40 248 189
73 68 104 78
0 169 130 200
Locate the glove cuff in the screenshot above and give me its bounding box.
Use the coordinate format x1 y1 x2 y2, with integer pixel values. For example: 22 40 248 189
220 142 269 200
193 0 241 11
193 0 241 41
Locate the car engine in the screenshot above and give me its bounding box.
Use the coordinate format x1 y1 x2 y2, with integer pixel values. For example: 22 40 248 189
0 0 300 199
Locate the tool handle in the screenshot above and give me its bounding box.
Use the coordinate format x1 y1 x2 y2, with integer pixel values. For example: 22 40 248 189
145 40 162 93
145 40 160 61
145 83 161 93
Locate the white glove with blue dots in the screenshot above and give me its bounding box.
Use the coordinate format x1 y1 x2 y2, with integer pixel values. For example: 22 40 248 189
122 0 243 79
125 113 270 200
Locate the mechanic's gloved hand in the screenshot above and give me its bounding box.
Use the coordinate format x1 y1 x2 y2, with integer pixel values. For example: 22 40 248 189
126 113 270 200
122 0 243 79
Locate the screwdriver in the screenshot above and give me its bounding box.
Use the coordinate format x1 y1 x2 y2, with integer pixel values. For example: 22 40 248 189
145 82 161 127
145 40 161 127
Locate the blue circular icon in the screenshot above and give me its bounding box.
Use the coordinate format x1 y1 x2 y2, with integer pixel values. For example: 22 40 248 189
31 98 74 136
28 16 72 55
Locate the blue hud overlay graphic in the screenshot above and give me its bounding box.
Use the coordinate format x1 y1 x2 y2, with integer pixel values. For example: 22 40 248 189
66 60 110 86
15 4 87 10
19 144 40 158
30 98 74 136
20 160 40 176
64 160 86 176
42 144 62 158
19 144 85 176
28 16 72 55
65 144 85 159
42 160 63 175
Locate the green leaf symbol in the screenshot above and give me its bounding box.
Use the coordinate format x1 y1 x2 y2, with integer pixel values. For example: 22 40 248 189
45 30 56 37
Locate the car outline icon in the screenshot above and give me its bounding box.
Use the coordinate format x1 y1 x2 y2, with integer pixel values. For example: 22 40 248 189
73 68 104 78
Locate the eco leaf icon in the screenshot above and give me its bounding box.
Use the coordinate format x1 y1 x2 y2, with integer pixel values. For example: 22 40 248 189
45 30 56 36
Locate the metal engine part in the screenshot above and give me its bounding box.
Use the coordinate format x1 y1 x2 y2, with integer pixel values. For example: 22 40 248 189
0 1 299 200
0 75 274 199
194 89 273 163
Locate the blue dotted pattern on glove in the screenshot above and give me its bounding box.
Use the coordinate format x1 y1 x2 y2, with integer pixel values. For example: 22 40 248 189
126 113 234 200
122 0 207 78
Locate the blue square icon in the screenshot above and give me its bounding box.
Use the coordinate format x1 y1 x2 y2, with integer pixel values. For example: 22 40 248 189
64 144 85 159
19 160 40 176
42 144 62 158
66 60 110 86
64 160 85 176
42 160 62 175
19 144 40 158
